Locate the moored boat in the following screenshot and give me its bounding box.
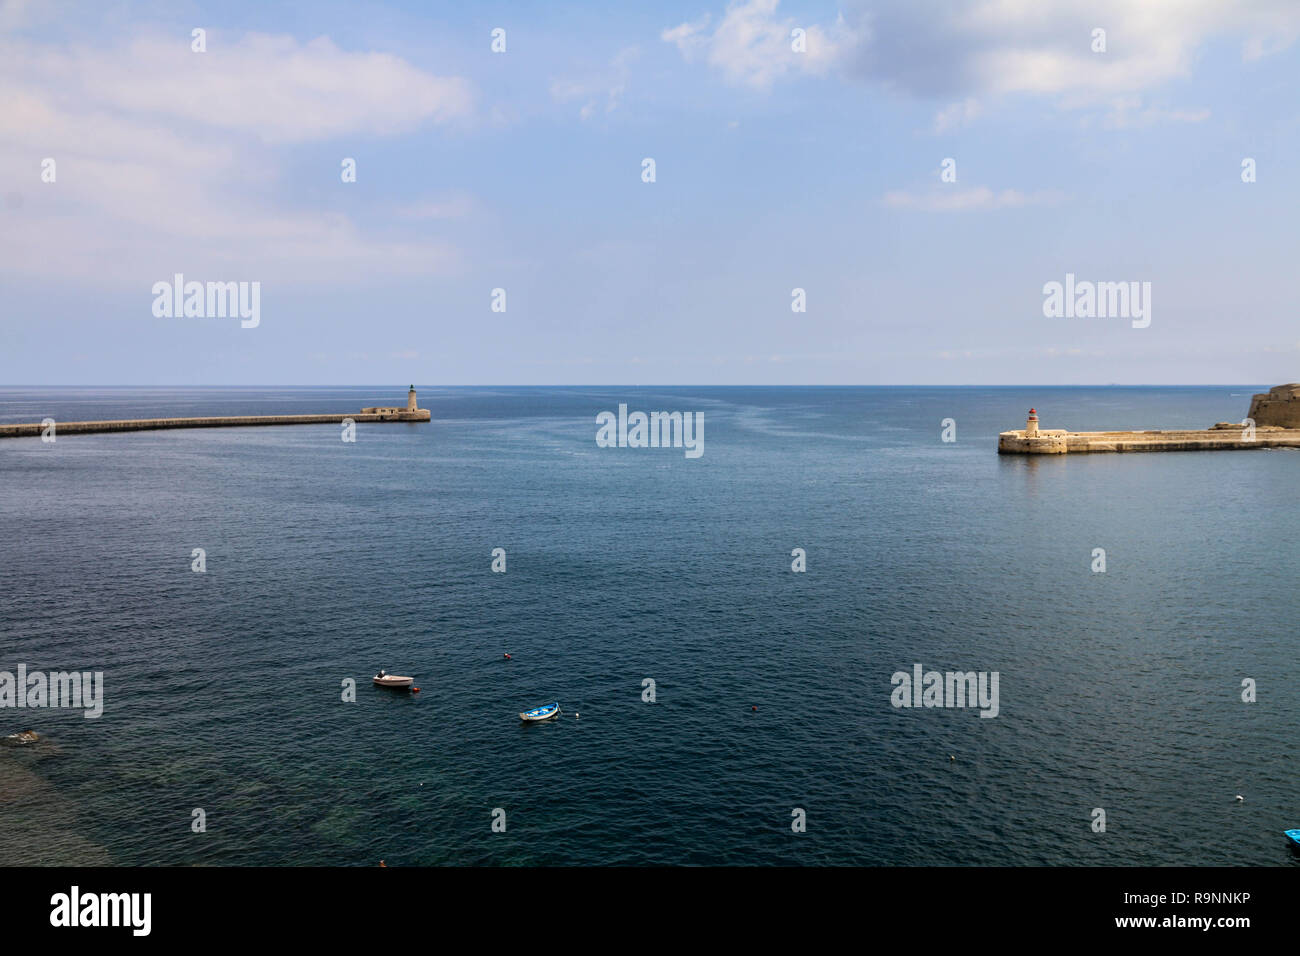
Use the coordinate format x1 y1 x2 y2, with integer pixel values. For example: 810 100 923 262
1285 829 1300 848
373 669 415 689
519 702 560 722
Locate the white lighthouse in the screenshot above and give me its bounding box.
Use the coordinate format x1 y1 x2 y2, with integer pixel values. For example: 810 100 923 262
407 384 418 412
1025 408 1039 437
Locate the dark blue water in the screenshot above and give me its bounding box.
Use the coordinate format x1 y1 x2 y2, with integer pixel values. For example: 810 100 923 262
2 386 1297 866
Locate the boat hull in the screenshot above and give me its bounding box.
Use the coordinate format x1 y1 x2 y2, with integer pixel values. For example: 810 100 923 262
519 702 560 721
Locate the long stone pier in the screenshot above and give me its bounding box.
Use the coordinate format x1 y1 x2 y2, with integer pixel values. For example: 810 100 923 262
0 386 432 439
998 425 1300 454
998 401 1300 454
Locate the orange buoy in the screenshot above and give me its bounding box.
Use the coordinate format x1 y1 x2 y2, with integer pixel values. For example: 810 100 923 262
751 705 757 711
504 653 512 660
412 687 420 693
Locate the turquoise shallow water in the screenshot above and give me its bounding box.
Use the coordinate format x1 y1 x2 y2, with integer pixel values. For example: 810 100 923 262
1 386 1297 866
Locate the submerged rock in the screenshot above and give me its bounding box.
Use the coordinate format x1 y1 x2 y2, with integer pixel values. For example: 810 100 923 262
2 730 40 746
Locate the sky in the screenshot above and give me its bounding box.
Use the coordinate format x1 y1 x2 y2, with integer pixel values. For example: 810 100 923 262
1 0 1298 385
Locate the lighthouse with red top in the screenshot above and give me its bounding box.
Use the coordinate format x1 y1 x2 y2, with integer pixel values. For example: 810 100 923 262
998 407 1067 453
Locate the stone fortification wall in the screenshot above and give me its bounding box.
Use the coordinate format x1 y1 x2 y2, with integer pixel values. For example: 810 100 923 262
1248 384 1300 429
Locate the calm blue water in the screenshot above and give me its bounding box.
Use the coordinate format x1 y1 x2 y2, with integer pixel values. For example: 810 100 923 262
1 386 1297 866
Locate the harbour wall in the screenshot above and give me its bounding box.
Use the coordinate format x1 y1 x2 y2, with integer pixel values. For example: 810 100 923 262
0 411 431 439
998 427 1300 454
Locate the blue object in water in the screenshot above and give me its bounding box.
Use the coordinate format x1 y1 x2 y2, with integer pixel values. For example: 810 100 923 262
1284 829 1300 847
520 702 560 722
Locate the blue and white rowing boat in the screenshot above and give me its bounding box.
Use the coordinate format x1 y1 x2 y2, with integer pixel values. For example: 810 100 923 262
520 702 560 722
1284 829 1300 848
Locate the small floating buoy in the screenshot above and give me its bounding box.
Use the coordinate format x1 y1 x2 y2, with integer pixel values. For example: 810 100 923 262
751 705 757 712
379 860 386 867
949 755 955 762
504 653 512 660
1236 795 1244 802
412 687 420 693
575 713 580 719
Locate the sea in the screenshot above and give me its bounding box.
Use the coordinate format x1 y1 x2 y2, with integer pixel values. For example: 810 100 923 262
1 386 1297 866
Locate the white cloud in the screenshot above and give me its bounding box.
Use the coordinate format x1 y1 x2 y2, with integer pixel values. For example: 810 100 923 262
0 32 474 282
397 195 477 220
6 33 473 144
550 46 638 120
662 0 856 91
932 98 982 133
668 0 1299 123
855 0 1300 99
0 0 32 31
1097 96 1210 128
882 187 1065 212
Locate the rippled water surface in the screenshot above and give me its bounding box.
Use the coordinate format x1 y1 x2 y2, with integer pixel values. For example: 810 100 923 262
1 386 1297 866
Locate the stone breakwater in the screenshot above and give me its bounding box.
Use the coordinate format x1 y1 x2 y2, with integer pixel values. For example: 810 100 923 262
999 386 1300 454
998 425 1300 454
0 386 433 439
0 411 431 439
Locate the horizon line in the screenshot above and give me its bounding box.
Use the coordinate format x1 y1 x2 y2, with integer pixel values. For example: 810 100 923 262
0 383 1281 389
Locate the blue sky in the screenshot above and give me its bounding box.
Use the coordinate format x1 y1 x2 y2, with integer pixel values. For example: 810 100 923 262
1 0 1298 385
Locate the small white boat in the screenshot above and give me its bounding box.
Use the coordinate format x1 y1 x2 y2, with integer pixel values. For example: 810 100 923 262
373 670 414 689
519 701 560 722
